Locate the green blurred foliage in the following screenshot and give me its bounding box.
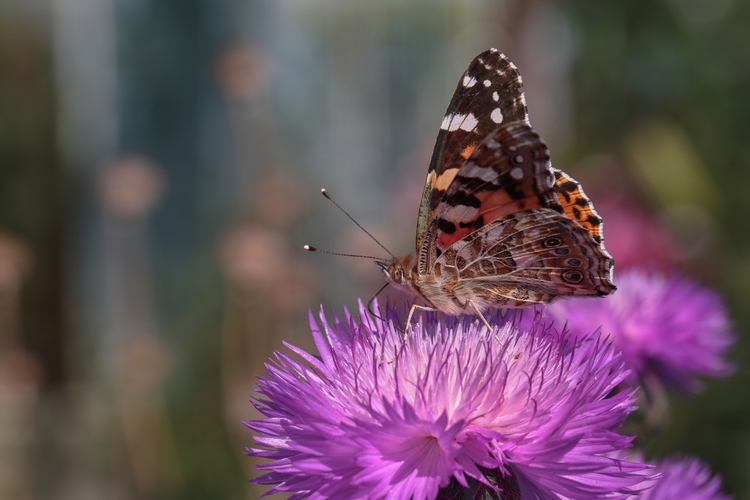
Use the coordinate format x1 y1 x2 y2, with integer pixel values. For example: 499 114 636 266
567 0 750 495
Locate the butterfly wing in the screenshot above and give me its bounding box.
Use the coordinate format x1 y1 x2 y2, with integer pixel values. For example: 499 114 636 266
424 121 556 259
413 49 615 305
551 169 606 244
419 117 612 267
417 120 615 295
434 209 615 306
416 49 529 250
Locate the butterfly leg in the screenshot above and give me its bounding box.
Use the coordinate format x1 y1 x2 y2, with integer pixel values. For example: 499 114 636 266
467 300 493 331
405 304 438 337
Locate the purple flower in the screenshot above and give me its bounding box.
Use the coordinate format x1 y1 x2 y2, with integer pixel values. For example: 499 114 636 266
624 455 731 500
246 302 652 499
547 270 734 393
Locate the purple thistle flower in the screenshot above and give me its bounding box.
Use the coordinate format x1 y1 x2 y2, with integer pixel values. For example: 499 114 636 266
246 301 652 499
546 270 734 393
624 455 731 500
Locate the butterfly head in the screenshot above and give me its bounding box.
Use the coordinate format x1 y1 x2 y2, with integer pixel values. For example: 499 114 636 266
376 259 404 286
375 254 419 290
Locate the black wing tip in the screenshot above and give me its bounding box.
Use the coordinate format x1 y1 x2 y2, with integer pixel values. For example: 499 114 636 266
474 48 516 63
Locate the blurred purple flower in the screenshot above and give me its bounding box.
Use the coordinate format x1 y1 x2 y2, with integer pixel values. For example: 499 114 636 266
625 455 731 500
247 302 652 499
547 270 734 393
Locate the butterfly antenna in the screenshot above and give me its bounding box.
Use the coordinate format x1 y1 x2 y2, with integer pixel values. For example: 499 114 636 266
303 245 383 261
319 189 395 259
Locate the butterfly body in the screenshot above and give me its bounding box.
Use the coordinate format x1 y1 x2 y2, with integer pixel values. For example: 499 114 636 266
377 49 615 318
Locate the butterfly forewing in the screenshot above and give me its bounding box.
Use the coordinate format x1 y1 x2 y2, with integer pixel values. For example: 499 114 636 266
423 121 561 268
416 49 530 249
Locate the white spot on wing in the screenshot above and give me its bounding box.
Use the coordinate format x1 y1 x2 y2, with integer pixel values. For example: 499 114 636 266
475 167 501 182
448 115 464 131
486 138 501 149
443 113 471 131
492 92 499 102
514 155 524 163
459 113 479 131
463 75 477 88
448 116 462 131
440 114 453 130
510 167 524 180
490 108 503 123
483 79 491 87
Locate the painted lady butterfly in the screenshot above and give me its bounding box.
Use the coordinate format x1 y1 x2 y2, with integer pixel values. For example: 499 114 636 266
377 49 615 327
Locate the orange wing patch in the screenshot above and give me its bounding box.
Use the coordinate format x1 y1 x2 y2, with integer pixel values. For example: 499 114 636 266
460 142 478 159
432 168 459 191
552 169 604 243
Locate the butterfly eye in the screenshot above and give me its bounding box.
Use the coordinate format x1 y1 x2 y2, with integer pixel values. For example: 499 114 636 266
543 237 562 248
567 258 582 267
562 270 584 284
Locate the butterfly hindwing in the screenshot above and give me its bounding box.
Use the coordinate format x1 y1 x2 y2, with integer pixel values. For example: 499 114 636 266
552 169 605 244
431 209 615 307
416 49 529 249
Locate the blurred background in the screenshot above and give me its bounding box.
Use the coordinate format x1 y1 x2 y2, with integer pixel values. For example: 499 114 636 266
1 0 749 498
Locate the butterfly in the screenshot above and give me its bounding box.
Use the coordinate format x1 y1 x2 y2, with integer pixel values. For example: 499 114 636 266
376 49 616 328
